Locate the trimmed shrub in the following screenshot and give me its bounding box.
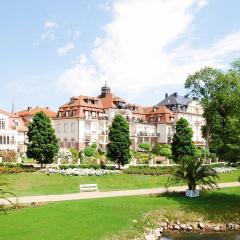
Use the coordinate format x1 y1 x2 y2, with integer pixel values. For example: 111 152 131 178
123 166 176 176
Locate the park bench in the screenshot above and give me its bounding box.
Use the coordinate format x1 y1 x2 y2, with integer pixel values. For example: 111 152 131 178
79 184 98 192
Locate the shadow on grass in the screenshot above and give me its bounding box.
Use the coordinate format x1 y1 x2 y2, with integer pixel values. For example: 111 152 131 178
157 188 240 222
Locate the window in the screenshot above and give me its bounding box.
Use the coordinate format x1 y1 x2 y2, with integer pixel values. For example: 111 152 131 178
57 124 61 133
64 123 68 133
0 119 6 129
92 111 96 117
157 116 161 122
71 138 75 147
71 123 75 132
0 136 2 144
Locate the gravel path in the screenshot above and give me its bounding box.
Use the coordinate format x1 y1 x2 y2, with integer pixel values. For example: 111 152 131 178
1 182 239 205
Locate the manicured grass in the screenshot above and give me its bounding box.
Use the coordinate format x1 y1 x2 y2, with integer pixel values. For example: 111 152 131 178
1 169 239 196
0 187 239 240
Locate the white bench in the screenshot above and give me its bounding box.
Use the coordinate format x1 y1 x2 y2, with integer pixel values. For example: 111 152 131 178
80 184 98 192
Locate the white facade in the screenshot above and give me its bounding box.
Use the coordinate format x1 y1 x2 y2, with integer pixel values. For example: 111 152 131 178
0 112 26 153
53 118 108 150
175 100 205 145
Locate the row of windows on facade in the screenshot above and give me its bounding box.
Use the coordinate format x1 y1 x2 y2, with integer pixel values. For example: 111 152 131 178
0 119 20 130
0 135 15 145
56 122 106 133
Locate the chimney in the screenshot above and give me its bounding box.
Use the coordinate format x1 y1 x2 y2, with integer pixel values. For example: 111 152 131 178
27 107 32 111
173 92 178 97
165 93 168 98
46 107 49 109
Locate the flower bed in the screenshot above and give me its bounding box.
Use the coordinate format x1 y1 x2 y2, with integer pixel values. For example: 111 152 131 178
213 167 236 173
0 163 36 174
44 168 121 176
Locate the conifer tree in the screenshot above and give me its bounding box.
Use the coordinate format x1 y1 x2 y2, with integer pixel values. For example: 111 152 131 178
27 112 59 167
107 115 131 168
171 117 196 162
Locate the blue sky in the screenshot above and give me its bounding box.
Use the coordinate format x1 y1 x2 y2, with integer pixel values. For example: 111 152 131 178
1 0 240 112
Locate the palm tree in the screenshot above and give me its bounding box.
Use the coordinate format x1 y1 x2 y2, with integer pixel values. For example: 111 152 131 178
0 181 17 214
167 156 219 193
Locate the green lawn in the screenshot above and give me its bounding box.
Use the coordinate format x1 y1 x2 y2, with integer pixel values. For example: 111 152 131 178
0 187 239 240
1 169 239 196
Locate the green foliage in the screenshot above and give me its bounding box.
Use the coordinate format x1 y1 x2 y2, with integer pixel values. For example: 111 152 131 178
151 144 171 157
168 156 219 191
171 118 196 162
159 147 172 159
0 180 17 214
84 147 96 157
138 143 151 152
151 143 162 155
123 166 176 176
107 115 131 167
185 60 240 165
0 164 35 174
195 148 202 158
69 148 79 161
26 112 59 167
91 143 97 149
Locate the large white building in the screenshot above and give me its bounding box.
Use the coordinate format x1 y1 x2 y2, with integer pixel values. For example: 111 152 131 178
0 109 27 153
158 92 206 146
53 84 178 151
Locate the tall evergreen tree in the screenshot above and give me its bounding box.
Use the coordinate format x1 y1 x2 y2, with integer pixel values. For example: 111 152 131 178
27 112 59 167
107 115 131 168
171 118 195 162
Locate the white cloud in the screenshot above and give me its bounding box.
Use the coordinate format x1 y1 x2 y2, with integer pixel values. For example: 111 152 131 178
57 43 75 56
58 0 240 102
44 21 59 29
75 30 81 37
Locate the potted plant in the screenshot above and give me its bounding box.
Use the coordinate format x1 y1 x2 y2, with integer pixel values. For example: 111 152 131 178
166 156 219 197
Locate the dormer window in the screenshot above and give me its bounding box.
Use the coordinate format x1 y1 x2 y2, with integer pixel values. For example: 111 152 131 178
115 101 125 109
153 107 157 112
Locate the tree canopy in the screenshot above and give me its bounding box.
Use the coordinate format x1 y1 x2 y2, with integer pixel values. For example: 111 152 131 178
107 115 131 168
185 59 240 165
26 112 59 167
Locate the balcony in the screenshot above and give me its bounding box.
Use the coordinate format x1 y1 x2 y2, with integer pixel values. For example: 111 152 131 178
137 132 157 137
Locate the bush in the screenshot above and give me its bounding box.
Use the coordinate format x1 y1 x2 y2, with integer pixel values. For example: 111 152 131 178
138 143 151 151
123 166 176 175
84 147 96 157
0 163 36 174
0 150 17 162
69 148 79 162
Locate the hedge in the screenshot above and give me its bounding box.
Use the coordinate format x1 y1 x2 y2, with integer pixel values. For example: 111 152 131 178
0 163 36 174
123 166 176 176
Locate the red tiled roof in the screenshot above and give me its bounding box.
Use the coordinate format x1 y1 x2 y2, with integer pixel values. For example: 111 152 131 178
18 107 57 118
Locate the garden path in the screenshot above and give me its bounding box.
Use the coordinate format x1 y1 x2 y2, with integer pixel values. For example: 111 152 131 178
1 182 239 205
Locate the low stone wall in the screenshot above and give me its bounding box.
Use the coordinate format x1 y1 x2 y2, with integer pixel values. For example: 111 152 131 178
143 221 240 240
